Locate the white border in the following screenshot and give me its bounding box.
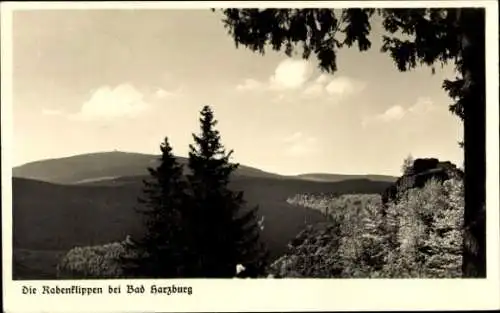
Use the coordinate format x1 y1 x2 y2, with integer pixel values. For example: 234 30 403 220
1 1 499 312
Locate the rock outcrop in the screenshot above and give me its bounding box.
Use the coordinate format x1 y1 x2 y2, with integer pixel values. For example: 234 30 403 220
382 158 463 205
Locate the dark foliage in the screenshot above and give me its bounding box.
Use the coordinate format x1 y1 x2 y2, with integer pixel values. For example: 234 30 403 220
186 105 268 277
119 138 190 278
219 9 375 73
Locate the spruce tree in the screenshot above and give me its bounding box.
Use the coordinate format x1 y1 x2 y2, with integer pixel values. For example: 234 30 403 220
121 137 188 278
401 154 415 175
186 105 267 277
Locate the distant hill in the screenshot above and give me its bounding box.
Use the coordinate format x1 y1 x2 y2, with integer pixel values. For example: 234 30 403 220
294 173 397 183
12 151 397 185
12 174 392 280
12 151 283 185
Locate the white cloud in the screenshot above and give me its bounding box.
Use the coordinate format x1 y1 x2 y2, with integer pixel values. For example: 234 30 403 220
282 131 320 157
269 59 313 90
301 74 365 99
302 83 324 97
382 105 406 121
154 88 175 99
234 60 365 102
362 98 438 127
325 77 354 95
153 85 185 102
234 59 312 94
283 131 305 143
362 105 406 127
236 78 264 92
315 74 330 84
42 108 63 116
74 84 149 120
325 76 365 96
408 97 436 115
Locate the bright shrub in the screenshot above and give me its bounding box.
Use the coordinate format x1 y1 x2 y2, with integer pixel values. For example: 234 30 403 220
56 241 142 279
271 194 384 277
268 222 344 277
381 178 464 278
272 177 464 278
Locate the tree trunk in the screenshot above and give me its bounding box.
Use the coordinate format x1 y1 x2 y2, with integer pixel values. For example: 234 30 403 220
460 8 487 278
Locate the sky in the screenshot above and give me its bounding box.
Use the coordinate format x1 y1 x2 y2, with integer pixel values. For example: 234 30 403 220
10 9 463 176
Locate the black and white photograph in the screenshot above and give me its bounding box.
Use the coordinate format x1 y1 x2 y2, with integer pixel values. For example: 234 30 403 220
2 1 499 312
